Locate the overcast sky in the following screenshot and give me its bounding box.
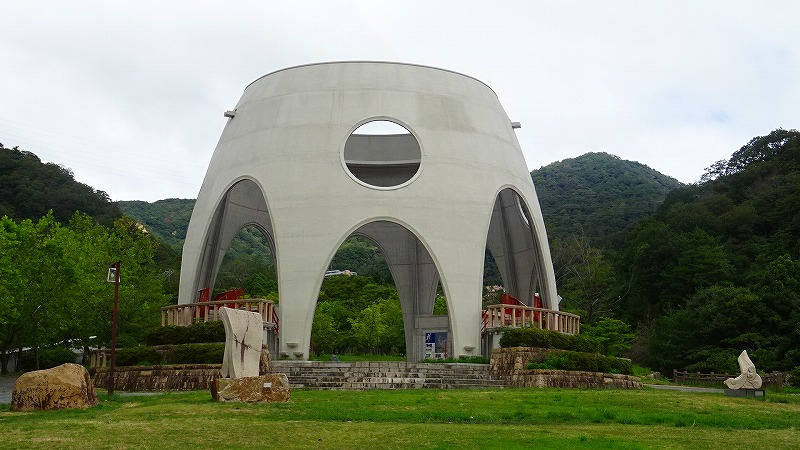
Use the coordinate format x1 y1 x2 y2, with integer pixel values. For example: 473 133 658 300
1 1 798 202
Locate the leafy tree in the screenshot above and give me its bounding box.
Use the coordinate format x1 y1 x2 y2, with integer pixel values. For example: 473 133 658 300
582 318 634 357
0 146 122 226
556 237 618 322
349 303 387 354
0 212 167 373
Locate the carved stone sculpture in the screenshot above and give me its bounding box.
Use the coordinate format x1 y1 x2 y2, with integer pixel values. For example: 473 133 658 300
219 307 263 378
724 350 762 389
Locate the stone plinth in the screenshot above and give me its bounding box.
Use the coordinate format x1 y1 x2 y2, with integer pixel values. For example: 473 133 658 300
93 364 221 391
12 363 98 411
490 347 642 389
211 374 290 403
724 388 765 398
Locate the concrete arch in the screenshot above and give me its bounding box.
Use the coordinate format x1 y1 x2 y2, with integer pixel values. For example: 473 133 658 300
179 61 559 360
485 186 559 310
180 177 276 301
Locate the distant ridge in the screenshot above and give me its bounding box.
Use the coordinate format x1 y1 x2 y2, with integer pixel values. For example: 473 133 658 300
531 152 682 247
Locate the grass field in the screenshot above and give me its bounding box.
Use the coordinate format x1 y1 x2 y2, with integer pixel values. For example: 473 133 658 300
1 387 798 449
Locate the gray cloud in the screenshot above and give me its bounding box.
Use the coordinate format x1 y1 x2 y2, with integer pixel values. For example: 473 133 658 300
1 1 798 201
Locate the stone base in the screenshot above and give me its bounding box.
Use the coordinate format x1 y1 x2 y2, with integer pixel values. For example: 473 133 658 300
724 388 765 398
211 374 290 403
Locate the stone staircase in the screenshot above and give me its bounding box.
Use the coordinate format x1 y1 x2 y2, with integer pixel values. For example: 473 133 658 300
266 361 506 389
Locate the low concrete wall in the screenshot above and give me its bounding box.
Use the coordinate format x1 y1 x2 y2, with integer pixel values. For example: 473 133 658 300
92 364 221 391
490 347 641 389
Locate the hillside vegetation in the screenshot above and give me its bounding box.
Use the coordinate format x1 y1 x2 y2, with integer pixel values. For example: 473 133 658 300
4 130 799 377
619 129 800 374
0 145 122 226
531 152 682 248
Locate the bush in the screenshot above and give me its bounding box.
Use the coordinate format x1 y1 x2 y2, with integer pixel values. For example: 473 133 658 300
110 343 226 366
144 321 225 345
116 346 162 366
499 327 600 353
163 343 225 364
527 351 633 374
789 366 800 388
19 346 78 371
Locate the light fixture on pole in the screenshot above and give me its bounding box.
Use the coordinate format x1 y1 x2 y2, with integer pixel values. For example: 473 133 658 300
107 261 120 395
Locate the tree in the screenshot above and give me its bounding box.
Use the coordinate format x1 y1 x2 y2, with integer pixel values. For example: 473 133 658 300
349 303 387 354
582 318 634 357
556 236 619 322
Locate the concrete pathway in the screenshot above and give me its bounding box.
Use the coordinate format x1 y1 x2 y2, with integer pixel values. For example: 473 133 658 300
644 383 723 393
0 376 18 404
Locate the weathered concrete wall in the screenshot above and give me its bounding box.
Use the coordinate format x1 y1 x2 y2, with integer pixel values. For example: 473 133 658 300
92 364 220 391
490 347 642 389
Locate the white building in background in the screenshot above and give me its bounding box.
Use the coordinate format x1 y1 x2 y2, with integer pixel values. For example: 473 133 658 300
178 62 559 361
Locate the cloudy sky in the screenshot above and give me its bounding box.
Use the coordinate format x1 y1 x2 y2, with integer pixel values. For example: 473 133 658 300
1 1 798 202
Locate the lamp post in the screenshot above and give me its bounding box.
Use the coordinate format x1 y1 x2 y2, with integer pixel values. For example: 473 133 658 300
107 261 120 395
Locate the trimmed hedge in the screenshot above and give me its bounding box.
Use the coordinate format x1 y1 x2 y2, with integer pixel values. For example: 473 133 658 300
115 343 225 366
116 346 163 366
163 343 225 365
526 351 633 375
789 366 800 388
144 321 225 345
499 327 599 353
19 346 77 371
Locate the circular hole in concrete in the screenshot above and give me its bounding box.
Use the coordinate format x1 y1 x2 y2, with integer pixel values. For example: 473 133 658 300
344 120 421 188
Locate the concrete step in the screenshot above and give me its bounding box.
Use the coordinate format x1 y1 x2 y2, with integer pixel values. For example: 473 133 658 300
267 361 505 390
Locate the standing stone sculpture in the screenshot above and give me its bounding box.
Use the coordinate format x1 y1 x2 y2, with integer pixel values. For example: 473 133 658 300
212 307 290 402
219 307 263 378
724 350 763 390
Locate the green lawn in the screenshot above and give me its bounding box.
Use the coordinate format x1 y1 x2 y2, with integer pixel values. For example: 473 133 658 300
1 388 798 449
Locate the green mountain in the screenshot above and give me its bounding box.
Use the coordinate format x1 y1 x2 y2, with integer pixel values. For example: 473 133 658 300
0 145 122 226
117 198 195 250
619 129 800 373
531 152 683 248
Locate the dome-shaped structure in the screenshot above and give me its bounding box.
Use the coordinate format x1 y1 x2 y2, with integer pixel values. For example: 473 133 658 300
179 62 559 361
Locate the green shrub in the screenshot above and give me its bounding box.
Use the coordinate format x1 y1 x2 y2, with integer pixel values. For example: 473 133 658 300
163 343 225 364
499 327 600 353
184 320 225 343
526 351 633 375
789 367 800 388
19 346 77 371
116 346 162 366
144 321 225 345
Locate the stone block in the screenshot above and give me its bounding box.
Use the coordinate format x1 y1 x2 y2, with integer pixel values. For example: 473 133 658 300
724 388 765 398
211 374 290 403
220 307 263 378
12 363 98 411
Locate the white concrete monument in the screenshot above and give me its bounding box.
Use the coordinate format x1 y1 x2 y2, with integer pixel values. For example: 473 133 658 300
179 62 559 361
724 350 763 390
219 307 263 378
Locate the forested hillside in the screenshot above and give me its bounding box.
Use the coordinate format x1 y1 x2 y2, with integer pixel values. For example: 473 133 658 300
4 131 798 374
619 129 800 374
531 152 682 248
117 199 195 250
0 145 122 226
0 144 170 372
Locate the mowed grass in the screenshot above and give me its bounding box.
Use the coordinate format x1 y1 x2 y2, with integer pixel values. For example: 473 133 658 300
1 387 799 449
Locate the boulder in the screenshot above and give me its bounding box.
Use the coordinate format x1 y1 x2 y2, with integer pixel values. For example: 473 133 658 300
12 363 98 411
211 373 290 403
